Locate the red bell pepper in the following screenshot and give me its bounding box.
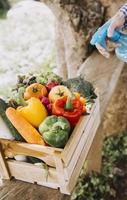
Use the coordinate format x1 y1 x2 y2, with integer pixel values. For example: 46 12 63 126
52 96 84 126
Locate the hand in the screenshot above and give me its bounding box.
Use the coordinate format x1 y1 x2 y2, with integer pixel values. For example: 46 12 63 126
108 11 125 38
90 11 125 58
96 40 121 58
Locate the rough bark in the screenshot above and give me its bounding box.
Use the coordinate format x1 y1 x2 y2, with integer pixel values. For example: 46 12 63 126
55 21 68 80
40 0 104 78
100 0 127 19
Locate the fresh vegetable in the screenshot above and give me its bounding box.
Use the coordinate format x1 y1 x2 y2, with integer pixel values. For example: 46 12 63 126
24 83 48 100
64 97 73 111
48 85 71 103
40 96 50 106
9 75 37 100
27 156 42 164
40 96 52 114
46 80 59 91
47 104 52 113
74 92 81 100
39 115 70 148
74 92 86 105
12 87 27 107
80 97 86 105
8 73 60 106
52 96 84 126
17 97 48 127
36 72 62 85
0 98 24 141
7 87 26 109
6 107 45 145
63 76 97 99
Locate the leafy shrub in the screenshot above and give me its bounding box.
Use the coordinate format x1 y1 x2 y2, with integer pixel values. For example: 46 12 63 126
72 132 127 200
0 0 10 18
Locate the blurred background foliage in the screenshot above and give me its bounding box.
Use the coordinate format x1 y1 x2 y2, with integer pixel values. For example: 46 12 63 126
0 0 10 18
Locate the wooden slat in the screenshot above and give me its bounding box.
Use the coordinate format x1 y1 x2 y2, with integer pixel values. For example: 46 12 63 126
61 98 98 166
65 99 100 180
0 139 62 154
0 139 62 167
7 160 59 189
0 144 10 179
65 112 100 194
78 52 124 115
54 153 67 194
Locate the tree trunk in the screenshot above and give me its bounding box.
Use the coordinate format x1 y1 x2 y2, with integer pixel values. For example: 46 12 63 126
40 0 104 78
55 21 68 80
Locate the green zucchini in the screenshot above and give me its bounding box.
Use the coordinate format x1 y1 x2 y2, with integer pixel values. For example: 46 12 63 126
0 98 24 141
27 156 42 164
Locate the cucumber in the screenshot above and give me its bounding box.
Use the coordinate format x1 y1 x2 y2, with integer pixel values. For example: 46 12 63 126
0 98 24 141
27 156 42 164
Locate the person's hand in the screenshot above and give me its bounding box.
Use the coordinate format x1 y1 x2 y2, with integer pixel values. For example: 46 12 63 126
90 11 125 58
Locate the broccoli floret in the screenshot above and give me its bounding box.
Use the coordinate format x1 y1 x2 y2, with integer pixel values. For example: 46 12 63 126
63 76 97 99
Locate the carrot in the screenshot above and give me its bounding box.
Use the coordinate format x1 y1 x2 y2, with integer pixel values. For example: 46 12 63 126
6 107 45 145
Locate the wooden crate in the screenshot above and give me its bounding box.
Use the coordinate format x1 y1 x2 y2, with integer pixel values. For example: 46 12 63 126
0 97 100 194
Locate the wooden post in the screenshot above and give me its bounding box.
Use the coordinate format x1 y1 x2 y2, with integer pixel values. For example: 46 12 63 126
54 152 68 194
0 144 10 179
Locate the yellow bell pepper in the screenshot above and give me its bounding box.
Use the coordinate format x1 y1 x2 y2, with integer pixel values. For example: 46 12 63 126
17 97 48 128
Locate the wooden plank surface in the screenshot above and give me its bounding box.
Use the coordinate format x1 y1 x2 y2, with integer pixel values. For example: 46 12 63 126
78 52 124 175
0 179 70 200
78 52 124 115
0 52 124 199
